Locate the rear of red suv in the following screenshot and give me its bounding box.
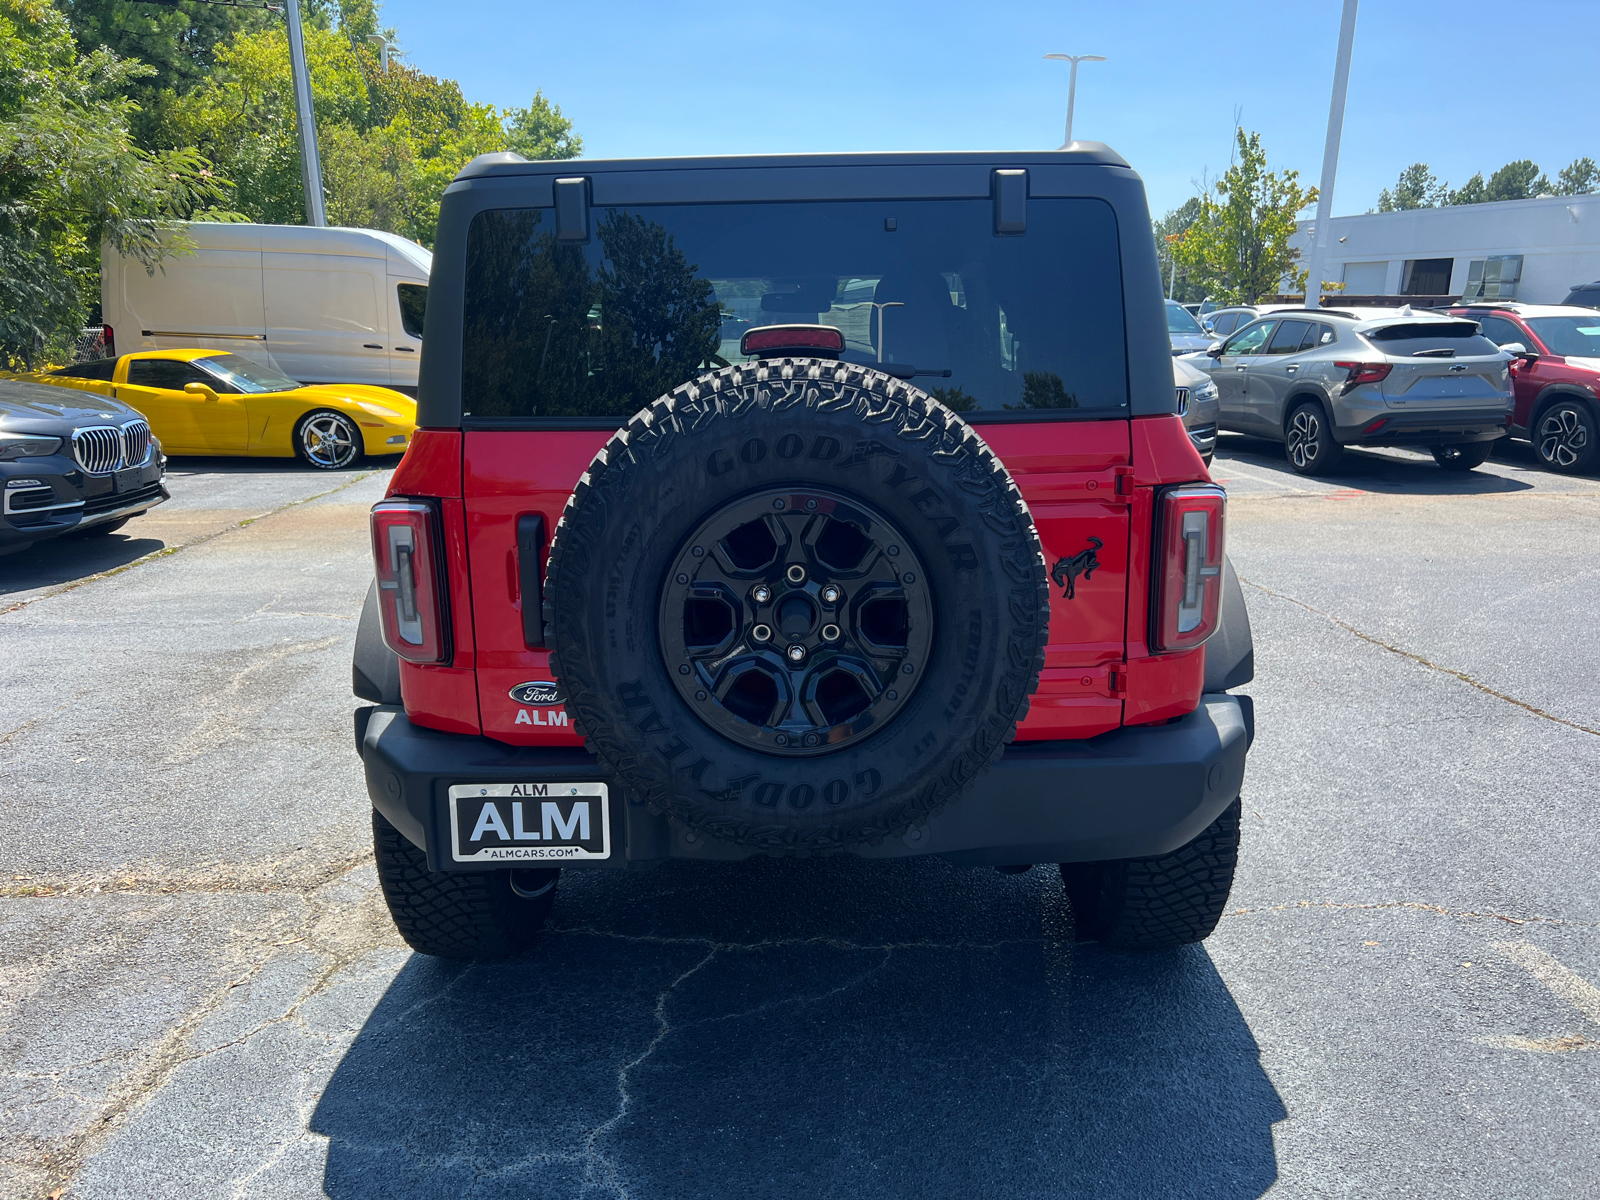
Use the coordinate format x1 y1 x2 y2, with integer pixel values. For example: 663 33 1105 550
353 149 1255 959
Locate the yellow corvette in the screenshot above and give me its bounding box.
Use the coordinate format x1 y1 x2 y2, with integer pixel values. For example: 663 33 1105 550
26 349 416 469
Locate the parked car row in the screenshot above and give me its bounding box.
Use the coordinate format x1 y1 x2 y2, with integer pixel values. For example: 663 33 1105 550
1 347 418 555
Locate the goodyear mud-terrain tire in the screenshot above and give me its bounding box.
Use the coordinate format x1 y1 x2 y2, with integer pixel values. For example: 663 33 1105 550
372 811 558 959
543 358 1051 852
1059 798 1241 948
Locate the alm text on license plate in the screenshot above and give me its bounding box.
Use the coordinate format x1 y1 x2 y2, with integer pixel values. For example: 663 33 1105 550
449 782 610 863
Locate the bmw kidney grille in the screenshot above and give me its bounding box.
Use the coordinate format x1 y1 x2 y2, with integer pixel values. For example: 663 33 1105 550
72 421 151 475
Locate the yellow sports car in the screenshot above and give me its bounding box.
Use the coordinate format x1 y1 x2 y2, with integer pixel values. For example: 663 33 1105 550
26 349 416 469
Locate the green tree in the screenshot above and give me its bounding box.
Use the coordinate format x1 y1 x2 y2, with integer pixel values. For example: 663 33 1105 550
1484 159 1551 203
1152 196 1205 302
1446 172 1485 206
0 0 228 367
1377 162 1446 212
1171 129 1315 305
505 90 581 160
1556 156 1599 196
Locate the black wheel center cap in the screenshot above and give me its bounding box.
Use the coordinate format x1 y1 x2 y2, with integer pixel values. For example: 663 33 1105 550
658 486 934 757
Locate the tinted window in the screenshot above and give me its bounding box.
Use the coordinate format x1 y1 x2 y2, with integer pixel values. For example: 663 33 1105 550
1265 320 1312 354
1365 321 1501 357
461 199 1128 421
1165 302 1204 336
1208 312 1239 335
398 283 427 339
1313 323 1337 348
50 358 117 381
1526 316 1600 357
1224 321 1276 356
1561 288 1600 310
126 359 215 390
1475 315 1526 348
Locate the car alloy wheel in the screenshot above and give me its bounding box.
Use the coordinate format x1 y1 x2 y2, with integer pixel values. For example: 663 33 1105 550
298 411 361 469
1536 402 1594 472
1286 408 1320 469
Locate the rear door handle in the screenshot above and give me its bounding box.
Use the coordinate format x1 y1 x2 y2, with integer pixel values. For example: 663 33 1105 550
395 346 416 353
363 343 382 350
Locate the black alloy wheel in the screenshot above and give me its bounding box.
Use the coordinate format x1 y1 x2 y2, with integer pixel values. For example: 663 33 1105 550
659 486 934 756
1431 442 1493 471
1535 400 1598 474
1284 401 1343 476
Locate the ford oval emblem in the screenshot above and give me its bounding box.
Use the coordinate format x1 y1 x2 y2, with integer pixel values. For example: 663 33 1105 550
509 681 563 705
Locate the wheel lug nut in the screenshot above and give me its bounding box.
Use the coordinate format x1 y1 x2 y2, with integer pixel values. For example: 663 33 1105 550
752 624 772 643
820 585 841 604
752 585 771 604
821 624 841 642
785 564 807 585
786 643 806 663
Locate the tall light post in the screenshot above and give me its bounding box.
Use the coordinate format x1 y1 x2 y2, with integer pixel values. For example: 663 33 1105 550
284 0 327 227
367 33 393 75
1303 0 1359 309
1043 53 1106 147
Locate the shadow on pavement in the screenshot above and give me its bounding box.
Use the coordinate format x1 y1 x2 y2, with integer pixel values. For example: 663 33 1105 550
1215 433 1536 494
0 531 166 597
311 856 1284 1199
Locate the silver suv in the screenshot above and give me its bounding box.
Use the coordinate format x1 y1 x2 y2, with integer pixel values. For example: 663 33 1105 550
1187 308 1513 475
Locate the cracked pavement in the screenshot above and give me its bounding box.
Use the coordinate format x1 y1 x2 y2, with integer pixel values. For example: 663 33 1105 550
2 440 1597 1198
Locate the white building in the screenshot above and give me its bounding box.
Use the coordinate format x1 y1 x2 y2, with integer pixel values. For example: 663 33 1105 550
1289 194 1600 303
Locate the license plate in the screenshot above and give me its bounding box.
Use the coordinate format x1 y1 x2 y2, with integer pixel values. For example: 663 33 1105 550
113 468 142 493
448 783 610 863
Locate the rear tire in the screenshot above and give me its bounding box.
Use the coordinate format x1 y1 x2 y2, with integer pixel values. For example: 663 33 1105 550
1533 399 1598 474
1059 798 1241 948
372 810 557 959
1431 442 1493 471
1284 402 1342 476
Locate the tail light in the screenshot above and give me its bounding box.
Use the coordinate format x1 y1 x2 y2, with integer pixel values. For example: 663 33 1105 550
1333 361 1392 390
102 324 115 357
1153 485 1226 653
371 500 450 663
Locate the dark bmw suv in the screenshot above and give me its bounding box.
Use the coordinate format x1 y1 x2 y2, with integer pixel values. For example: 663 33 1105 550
0 377 167 553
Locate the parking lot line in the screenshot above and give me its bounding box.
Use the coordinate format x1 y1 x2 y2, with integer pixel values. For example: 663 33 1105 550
1494 941 1600 1026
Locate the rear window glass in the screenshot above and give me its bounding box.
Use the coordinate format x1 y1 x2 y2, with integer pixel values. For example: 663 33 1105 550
397 283 427 339
1365 321 1501 357
1165 303 1203 336
461 199 1128 421
50 359 117 381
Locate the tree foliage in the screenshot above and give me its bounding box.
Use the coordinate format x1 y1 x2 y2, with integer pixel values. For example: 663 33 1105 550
1379 156 1597 210
1152 196 1205 302
1171 130 1315 306
0 0 229 367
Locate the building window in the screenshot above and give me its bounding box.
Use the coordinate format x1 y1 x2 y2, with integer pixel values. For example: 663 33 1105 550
1461 255 1524 301
1401 258 1455 296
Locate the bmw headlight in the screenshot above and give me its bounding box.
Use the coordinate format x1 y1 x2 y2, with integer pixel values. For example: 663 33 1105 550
0 433 63 460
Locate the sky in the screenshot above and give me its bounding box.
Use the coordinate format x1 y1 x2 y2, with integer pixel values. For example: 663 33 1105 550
380 0 1599 221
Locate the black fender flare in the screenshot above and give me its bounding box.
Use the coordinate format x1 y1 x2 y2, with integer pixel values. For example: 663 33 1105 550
1529 385 1599 436
1203 557 1253 692
1281 389 1335 439
353 580 402 704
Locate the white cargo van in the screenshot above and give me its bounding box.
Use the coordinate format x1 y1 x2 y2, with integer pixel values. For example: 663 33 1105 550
101 223 431 390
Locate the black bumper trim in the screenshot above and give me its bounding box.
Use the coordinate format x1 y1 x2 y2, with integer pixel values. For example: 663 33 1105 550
1338 407 1508 446
358 694 1252 870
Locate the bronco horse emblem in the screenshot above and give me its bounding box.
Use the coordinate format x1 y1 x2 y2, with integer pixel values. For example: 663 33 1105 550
1051 537 1104 600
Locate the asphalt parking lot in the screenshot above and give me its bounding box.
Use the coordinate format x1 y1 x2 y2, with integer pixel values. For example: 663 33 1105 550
2 439 1597 1199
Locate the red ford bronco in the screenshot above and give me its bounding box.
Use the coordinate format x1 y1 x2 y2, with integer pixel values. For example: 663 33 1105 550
352 147 1255 959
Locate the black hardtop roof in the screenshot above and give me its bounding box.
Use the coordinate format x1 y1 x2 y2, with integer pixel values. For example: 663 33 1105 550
455 144 1131 183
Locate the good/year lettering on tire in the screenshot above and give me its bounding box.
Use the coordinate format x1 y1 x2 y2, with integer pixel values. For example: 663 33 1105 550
542 358 1051 851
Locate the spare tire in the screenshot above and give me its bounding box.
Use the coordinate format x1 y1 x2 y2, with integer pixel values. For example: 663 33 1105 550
544 359 1049 851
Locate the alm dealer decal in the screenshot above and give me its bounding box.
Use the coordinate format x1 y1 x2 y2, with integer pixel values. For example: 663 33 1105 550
449 782 610 862
510 680 569 727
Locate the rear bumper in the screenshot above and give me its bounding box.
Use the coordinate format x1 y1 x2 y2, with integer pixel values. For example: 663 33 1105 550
357 694 1254 870
1336 407 1508 447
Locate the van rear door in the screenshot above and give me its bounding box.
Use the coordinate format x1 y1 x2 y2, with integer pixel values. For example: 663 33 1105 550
263 254 390 386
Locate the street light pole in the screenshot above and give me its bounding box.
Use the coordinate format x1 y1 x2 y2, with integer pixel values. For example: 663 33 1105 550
1303 0 1359 309
367 33 392 75
1043 53 1106 147
284 0 327 227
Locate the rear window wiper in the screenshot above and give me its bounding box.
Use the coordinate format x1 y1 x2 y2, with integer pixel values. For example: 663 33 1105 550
878 364 953 380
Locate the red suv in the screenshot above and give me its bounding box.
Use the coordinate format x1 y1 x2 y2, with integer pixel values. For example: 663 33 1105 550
351 149 1256 960
1445 303 1600 473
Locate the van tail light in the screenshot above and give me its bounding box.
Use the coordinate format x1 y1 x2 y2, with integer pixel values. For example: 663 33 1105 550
371 500 450 663
101 324 115 357
1333 361 1392 390
1154 484 1226 653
